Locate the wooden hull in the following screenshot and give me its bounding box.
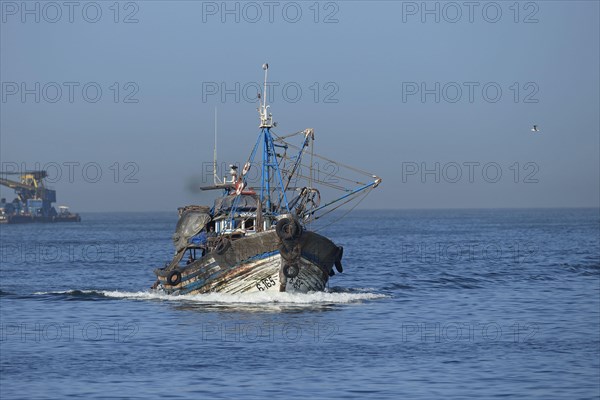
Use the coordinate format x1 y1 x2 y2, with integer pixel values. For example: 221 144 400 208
154 230 340 294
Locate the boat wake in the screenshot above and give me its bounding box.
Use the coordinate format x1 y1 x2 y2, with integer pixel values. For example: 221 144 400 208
32 288 388 310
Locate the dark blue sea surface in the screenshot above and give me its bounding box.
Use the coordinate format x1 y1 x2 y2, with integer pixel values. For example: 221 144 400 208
1 209 599 399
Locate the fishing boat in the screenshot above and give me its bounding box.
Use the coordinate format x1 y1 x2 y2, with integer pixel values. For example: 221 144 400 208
152 64 381 294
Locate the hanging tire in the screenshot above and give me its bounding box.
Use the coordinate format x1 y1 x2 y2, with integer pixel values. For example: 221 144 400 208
335 246 344 272
214 237 231 255
167 270 182 286
280 243 301 261
283 263 300 279
276 218 302 241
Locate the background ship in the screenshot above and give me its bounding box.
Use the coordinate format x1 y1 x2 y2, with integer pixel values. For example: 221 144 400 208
0 170 81 224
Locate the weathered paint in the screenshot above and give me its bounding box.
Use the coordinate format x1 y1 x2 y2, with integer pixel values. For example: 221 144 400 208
157 253 328 294
155 229 338 294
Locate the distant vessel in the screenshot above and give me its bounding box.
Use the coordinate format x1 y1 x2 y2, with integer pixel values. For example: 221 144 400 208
152 64 381 294
0 171 81 224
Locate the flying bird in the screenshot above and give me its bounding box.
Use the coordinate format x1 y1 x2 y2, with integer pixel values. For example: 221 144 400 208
531 125 540 132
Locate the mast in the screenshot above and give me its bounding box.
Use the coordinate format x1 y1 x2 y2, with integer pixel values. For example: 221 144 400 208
225 64 380 228
226 64 291 231
257 63 289 215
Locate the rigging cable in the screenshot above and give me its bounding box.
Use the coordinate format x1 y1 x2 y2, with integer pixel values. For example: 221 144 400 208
312 187 374 233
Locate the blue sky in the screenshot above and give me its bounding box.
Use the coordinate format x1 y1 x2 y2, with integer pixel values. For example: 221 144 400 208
1 0 598 211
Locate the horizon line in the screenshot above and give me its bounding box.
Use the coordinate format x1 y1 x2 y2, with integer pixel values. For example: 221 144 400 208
75 206 600 213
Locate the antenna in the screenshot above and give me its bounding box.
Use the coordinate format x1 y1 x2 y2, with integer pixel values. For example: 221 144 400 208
262 63 268 109
259 63 273 128
213 107 222 184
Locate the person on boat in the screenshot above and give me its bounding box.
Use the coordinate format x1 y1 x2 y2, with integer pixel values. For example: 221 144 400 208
228 165 238 184
207 226 216 237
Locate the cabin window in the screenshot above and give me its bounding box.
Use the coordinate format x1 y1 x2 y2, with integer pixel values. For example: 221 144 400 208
245 219 255 231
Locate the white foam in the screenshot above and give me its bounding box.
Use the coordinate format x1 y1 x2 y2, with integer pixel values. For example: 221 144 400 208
35 289 388 305
33 290 82 295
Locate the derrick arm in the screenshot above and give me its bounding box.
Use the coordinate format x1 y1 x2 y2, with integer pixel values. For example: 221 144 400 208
0 177 33 191
0 171 56 204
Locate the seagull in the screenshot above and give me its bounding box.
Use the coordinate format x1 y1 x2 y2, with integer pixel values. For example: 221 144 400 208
531 125 540 132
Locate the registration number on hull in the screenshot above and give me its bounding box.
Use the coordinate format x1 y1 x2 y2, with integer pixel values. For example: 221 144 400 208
255 277 276 291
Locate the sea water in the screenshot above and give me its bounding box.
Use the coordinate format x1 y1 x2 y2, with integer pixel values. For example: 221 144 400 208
1 209 599 399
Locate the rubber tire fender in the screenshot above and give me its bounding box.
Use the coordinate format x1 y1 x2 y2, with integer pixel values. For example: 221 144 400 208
276 218 302 241
167 269 182 286
214 237 231 255
283 262 300 279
